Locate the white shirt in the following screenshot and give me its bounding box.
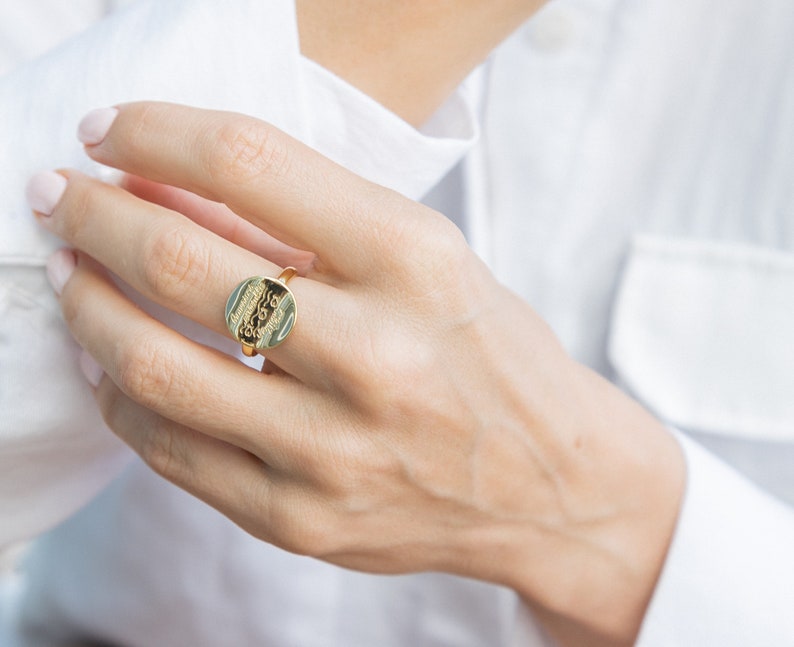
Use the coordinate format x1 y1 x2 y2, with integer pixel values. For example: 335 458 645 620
1 1 793 645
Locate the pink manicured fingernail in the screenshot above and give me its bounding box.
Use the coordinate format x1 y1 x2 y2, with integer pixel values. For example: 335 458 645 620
77 107 119 145
79 350 104 388
46 249 77 296
25 171 67 216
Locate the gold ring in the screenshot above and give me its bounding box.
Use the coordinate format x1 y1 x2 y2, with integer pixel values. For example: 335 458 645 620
225 267 298 356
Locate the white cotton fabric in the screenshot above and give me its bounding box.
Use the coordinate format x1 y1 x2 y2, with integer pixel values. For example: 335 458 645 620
610 235 794 442
0 1 105 77
637 431 794 646
0 0 793 645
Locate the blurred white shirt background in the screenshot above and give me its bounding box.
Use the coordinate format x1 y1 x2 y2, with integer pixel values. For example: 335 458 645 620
0 1 137 76
1 1 793 645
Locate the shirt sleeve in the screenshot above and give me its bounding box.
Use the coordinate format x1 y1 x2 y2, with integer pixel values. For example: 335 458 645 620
635 431 794 646
0 0 477 548
508 430 794 647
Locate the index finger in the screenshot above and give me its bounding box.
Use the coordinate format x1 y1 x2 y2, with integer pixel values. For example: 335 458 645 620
79 102 412 277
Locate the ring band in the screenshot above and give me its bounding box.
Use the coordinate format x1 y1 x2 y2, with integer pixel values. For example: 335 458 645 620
225 267 298 356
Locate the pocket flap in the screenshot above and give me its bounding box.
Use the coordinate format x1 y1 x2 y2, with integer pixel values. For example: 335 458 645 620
608 235 794 441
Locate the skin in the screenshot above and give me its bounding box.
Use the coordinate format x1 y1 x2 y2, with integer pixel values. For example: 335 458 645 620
32 102 685 646
296 0 546 125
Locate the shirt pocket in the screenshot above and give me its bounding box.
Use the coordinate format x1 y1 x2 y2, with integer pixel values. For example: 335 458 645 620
607 234 794 443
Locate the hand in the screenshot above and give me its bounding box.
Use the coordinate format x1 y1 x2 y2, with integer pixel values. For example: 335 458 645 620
29 102 684 646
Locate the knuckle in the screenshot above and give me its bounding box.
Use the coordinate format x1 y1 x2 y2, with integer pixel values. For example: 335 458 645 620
125 101 155 136
60 285 82 330
326 441 396 504
269 501 335 558
411 213 469 277
96 364 190 484
97 382 127 432
115 332 178 411
366 194 415 259
348 335 444 428
376 200 469 281
122 103 160 160
285 526 329 559
141 224 210 302
209 119 291 185
137 420 180 480
428 216 469 265
345 328 422 399
57 179 105 243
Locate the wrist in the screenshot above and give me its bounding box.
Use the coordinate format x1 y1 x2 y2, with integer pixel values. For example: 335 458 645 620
490 366 685 645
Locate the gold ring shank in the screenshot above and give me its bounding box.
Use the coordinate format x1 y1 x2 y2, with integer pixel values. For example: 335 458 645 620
277 267 298 284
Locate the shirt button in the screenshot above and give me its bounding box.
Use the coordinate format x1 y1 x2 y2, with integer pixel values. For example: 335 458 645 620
525 6 580 53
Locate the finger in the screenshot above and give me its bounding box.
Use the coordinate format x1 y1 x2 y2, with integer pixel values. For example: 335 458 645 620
261 358 289 377
80 102 432 277
95 376 274 526
35 171 346 381
100 380 344 556
59 251 328 468
121 175 316 272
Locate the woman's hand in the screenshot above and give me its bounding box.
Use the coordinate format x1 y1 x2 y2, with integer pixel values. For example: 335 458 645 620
28 102 684 646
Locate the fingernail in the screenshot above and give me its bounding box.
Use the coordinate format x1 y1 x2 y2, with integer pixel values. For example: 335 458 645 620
79 350 104 388
25 171 67 216
77 107 119 145
46 249 77 296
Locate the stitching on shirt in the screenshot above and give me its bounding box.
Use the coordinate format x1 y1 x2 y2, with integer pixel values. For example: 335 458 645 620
632 234 794 274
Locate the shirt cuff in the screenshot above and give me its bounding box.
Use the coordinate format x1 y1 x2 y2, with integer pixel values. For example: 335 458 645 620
636 431 794 646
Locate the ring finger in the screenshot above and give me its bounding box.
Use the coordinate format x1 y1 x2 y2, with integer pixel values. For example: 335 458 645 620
27 170 349 382
58 251 332 470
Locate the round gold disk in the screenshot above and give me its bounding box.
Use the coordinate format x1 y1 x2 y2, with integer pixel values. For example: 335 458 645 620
225 275 297 354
